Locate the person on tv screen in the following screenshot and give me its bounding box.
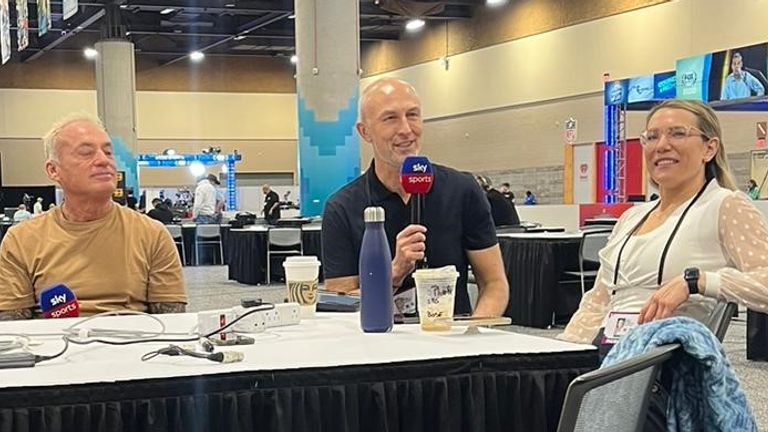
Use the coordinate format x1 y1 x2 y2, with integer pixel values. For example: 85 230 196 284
721 52 765 100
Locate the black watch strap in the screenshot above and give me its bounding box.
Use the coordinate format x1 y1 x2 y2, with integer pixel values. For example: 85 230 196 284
684 267 700 295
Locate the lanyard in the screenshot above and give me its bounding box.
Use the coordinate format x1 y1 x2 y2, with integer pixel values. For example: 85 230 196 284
612 178 712 286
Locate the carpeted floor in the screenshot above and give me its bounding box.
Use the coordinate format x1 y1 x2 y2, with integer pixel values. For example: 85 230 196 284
184 265 768 430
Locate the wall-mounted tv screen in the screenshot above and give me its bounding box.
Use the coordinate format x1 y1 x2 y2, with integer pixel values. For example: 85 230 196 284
627 75 654 103
653 71 676 99
710 42 767 102
604 79 627 105
676 54 713 101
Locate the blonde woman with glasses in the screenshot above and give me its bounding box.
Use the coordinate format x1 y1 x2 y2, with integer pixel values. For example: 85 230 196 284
559 99 768 345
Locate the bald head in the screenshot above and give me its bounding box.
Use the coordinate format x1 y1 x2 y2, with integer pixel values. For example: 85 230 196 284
359 78 421 124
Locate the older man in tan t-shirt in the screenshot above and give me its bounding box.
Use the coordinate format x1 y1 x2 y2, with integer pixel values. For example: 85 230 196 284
0 114 187 320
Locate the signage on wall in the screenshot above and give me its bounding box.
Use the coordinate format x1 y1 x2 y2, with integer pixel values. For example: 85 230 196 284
564 118 578 144
579 163 589 181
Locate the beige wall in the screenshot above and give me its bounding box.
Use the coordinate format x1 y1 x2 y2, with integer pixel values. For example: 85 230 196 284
5 0 768 187
360 0 768 171
0 89 297 186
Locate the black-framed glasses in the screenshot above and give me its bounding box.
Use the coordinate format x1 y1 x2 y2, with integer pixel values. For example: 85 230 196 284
639 125 710 147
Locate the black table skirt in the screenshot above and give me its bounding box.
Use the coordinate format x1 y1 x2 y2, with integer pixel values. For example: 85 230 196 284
0 351 598 432
747 310 768 361
227 230 268 285
499 237 581 328
227 230 324 285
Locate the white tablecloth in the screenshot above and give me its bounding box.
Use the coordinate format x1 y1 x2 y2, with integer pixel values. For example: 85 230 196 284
0 312 593 388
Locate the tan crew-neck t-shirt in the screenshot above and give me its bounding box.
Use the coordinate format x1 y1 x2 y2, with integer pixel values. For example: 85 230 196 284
0 203 187 315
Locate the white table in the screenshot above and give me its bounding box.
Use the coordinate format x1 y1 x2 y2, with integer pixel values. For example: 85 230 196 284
0 313 596 432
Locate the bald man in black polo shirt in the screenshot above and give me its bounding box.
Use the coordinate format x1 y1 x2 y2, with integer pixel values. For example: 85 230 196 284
321 78 509 317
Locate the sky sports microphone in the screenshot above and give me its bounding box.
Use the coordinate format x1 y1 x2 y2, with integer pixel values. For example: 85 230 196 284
400 156 434 269
40 284 80 318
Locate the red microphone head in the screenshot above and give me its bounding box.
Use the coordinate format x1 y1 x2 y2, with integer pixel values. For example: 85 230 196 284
400 156 434 194
40 284 80 318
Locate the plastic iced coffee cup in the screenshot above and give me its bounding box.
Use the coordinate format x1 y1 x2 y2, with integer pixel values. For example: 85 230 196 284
283 256 321 318
413 265 460 331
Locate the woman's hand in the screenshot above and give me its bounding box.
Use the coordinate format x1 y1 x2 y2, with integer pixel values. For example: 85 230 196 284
638 275 690 324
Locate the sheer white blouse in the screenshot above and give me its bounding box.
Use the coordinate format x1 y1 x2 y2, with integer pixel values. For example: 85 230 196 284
559 180 768 343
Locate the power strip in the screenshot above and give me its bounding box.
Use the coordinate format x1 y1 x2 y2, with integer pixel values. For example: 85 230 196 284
263 303 301 328
232 303 301 333
0 352 36 369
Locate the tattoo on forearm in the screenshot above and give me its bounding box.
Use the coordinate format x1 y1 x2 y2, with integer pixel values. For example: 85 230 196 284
0 309 33 321
148 302 186 314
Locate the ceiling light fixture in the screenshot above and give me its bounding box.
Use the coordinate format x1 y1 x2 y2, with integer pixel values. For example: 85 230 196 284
290 54 298 64
83 47 98 59
233 35 246 41
189 50 205 61
486 0 508 6
160 8 175 15
288 13 295 19
405 18 425 31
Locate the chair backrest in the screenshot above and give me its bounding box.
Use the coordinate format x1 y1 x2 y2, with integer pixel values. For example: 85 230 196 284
705 300 738 342
268 228 302 247
165 224 183 240
557 344 680 432
196 224 221 239
580 229 611 266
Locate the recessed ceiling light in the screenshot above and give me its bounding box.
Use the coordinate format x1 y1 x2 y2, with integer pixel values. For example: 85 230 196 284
288 13 295 19
190 51 204 61
405 18 425 31
233 35 246 41
83 47 98 59
160 8 175 15
290 54 298 64
486 0 508 6
224 3 235 7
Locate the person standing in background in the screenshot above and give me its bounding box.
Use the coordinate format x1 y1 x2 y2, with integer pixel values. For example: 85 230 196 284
193 174 221 224
499 182 515 204
32 197 43 215
476 175 519 227
262 184 281 224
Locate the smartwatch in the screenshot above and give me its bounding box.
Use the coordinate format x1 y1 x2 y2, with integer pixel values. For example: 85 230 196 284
684 267 700 295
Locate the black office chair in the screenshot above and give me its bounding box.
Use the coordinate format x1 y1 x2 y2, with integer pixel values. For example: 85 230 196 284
557 344 681 432
563 229 612 294
705 300 739 342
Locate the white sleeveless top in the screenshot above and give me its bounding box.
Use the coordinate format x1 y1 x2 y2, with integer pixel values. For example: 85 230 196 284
597 180 731 326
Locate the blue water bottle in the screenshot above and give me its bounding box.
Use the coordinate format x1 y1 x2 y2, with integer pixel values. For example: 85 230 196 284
359 206 394 333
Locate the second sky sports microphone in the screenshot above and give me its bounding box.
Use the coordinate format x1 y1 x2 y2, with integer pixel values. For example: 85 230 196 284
400 156 434 269
39 284 80 318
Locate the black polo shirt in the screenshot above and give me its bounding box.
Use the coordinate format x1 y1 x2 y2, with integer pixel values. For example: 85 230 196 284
321 161 498 315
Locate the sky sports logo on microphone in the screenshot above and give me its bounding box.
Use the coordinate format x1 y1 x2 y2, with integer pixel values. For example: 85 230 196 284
400 156 434 194
40 284 80 318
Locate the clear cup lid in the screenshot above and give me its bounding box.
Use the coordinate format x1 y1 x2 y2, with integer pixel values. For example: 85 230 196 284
413 265 459 280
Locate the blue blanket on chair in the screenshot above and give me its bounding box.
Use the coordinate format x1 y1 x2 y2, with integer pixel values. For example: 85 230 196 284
602 317 756 431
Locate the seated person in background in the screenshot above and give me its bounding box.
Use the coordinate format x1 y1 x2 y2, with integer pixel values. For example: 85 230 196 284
476 175 520 227
147 198 175 224
0 114 187 320
12 204 32 223
322 78 509 317
523 190 537 205
747 179 760 200
559 99 768 345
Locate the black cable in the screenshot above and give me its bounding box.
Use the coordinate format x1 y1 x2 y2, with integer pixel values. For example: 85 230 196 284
66 304 275 346
33 337 69 364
